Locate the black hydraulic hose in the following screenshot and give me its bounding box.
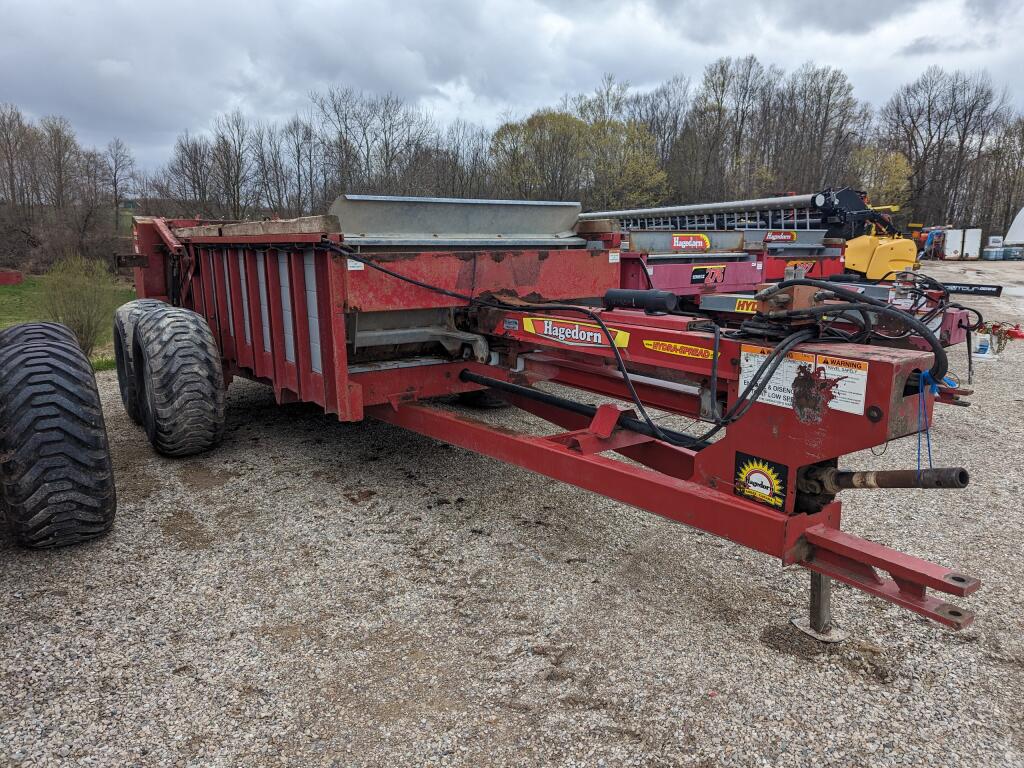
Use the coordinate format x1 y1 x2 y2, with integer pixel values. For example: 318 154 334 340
458 370 712 450
759 278 948 382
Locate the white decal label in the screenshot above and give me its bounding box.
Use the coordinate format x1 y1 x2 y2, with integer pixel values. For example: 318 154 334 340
738 346 869 414
814 355 868 414
738 345 816 409
608 250 620 263
347 259 364 271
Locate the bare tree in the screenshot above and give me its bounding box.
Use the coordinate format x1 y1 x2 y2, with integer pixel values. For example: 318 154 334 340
211 110 256 219
104 137 134 230
38 116 79 210
626 75 691 169
162 131 213 215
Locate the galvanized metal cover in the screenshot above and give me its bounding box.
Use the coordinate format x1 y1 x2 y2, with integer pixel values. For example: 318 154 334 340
328 194 585 247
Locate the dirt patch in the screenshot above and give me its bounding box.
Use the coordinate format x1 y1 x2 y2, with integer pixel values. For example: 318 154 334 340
177 464 239 492
760 624 897 683
111 455 160 500
159 507 214 549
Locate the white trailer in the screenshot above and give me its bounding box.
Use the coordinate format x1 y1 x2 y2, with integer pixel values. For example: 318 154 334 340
963 228 981 259
943 228 964 259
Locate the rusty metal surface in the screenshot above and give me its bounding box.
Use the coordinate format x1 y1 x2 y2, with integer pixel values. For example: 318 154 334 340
343 248 619 312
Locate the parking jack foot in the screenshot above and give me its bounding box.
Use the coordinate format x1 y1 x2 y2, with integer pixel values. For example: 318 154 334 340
791 571 849 643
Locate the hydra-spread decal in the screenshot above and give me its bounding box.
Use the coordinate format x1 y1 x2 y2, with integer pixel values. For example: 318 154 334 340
521 317 630 348
734 452 788 509
671 233 711 251
764 230 797 243
642 340 713 360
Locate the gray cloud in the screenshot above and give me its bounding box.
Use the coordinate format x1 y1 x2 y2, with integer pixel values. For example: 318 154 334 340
899 34 994 55
0 0 1020 169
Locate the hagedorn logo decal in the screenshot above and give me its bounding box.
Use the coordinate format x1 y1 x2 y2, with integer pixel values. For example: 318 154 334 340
521 317 630 348
764 230 797 243
671 233 711 252
734 452 788 510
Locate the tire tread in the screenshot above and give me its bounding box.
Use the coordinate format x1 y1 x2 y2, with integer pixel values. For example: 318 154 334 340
133 307 225 457
0 333 116 548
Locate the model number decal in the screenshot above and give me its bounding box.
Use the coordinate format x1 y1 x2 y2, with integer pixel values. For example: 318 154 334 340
690 264 726 285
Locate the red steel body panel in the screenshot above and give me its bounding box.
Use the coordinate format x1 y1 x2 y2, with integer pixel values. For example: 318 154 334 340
620 253 765 295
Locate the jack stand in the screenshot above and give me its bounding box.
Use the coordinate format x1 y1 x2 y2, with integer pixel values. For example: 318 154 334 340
791 572 849 643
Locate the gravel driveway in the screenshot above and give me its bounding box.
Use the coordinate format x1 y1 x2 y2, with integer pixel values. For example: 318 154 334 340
2 262 1023 767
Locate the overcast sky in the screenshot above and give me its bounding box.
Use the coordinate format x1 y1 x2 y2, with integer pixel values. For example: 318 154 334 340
1 0 1021 169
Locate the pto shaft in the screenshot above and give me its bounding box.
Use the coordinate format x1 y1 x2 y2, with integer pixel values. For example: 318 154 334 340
820 467 969 492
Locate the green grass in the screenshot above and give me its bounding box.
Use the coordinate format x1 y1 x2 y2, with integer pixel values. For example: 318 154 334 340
0 276 49 330
0 275 136 368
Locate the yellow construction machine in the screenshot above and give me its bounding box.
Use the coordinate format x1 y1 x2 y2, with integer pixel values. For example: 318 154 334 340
843 203 919 279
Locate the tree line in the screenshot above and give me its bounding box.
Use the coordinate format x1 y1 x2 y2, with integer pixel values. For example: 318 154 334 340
2 57 1023 270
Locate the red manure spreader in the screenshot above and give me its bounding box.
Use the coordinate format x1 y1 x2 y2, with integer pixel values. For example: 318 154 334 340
107 194 980 637
0 195 974 638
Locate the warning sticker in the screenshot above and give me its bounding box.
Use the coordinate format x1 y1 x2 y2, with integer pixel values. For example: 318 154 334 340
814 354 868 414
738 345 816 409
738 345 869 415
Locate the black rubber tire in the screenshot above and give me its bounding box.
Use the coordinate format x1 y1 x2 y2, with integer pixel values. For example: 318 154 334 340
132 307 225 457
113 299 167 425
0 336 116 548
0 321 77 348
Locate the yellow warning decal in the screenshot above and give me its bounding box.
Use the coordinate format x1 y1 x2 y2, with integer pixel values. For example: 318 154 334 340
815 355 868 372
734 298 758 313
642 339 714 359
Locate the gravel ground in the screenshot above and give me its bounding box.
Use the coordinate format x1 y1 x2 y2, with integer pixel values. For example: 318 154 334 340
2 261 1024 767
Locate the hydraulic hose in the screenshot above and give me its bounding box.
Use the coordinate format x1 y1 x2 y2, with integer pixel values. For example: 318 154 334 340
757 278 949 384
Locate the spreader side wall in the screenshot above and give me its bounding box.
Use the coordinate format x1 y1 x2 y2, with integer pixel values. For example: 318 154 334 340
135 238 622 423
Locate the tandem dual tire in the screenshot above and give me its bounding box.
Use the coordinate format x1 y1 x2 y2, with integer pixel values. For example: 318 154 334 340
0 323 116 548
113 301 226 457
